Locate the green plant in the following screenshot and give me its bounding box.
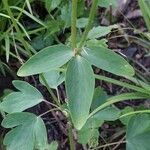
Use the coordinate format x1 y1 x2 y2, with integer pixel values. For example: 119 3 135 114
0 0 150 150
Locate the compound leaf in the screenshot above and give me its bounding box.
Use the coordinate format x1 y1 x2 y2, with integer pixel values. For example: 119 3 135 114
0 80 44 113
126 114 150 150
1 112 47 150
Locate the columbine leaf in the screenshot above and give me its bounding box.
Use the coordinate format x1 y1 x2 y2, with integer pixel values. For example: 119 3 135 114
76 18 88 28
88 25 118 39
77 116 103 145
86 39 108 48
90 87 108 111
45 0 61 12
40 70 65 89
46 141 58 150
126 114 150 150
78 128 99 147
1 112 47 150
17 45 73 76
91 87 120 121
66 56 95 130
92 106 120 121
82 46 135 77
98 0 118 8
120 106 134 125
0 80 44 113
60 4 71 28
77 88 120 145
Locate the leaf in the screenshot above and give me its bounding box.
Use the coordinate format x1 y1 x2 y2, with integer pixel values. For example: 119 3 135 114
46 141 58 150
86 39 108 48
77 0 85 17
31 35 54 51
1 112 47 150
78 128 99 147
88 25 118 39
98 0 118 8
34 117 48 149
138 0 150 32
66 56 95 130
90 87 108 111
10 6 46 27
77 118 103 145
17 45 73 76
82 46 135 77
1 112 35 128
0 80 43 113
61 3 71 28
89 92 149 118
126 114 150 150
95 74 150 94
78 86 120 145
92 106 121 121
40 70 65 89
76 18 88 28
5 35 10 63
45 0 61 12
90 87 120 122
120 106 134 125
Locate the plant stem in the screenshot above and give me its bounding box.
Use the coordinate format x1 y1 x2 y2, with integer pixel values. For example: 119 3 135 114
119 109 150 118
88 92 149 118
68 123 75 150
71 0 78 49
78 0 98 49
38 108 58 117
40 74 61 108
90 141 126 150
94 74 149 94
2 0 32 56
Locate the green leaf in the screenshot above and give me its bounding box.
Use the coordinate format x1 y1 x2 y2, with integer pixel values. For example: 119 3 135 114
1 112 47 150
77 118 103 145
1 112 35 128
90 87 108 111
120 106 134 125
126 114 150 150
89 92 149 118
46 141 58 150
34 116 48 149
66 56 95 130
76 18 88 28
61 3 71 28
86 39 108 48
78 128 99 147
138 0 150 32
31 35 54 51
77 0 85 17
95 74 150 94
0 80 43 113
10 6 46 27
88 25 118 39
90 87 120 122
17 45 73 76
92 106 121 121
45 0 61 12
5 34 10 63
39 70 65 89
82 46 135 77
98 0 118 8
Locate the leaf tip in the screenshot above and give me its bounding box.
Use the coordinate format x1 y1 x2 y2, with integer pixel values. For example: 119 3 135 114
124 64 135 77
17 66 27 77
